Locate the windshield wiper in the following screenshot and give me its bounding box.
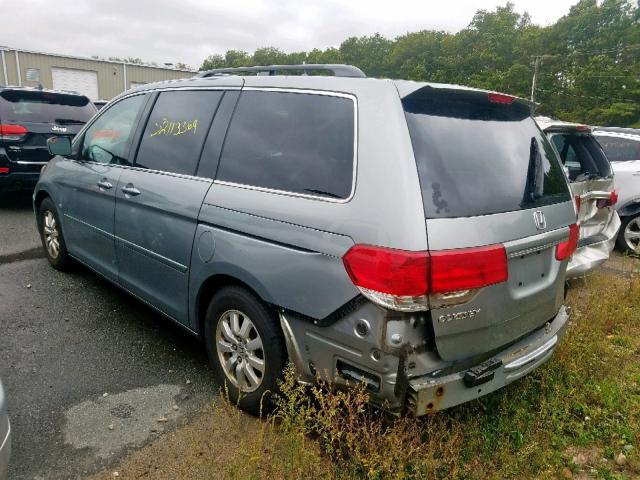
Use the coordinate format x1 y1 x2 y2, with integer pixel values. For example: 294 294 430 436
521 137 544 206
55 118 87 125
304 188 341 198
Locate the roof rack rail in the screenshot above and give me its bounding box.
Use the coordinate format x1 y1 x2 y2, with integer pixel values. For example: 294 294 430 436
195 64 366 79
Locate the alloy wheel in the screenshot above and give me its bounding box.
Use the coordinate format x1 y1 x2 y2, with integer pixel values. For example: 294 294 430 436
624 217 640 254
215 309 265 392
43 211 60 259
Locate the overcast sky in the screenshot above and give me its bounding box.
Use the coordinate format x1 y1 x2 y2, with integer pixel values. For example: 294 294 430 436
2 0 579 69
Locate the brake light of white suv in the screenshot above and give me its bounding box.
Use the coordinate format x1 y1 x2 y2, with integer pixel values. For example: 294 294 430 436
342 244 509 311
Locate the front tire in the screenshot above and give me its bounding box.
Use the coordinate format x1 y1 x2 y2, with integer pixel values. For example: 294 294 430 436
204 286 287 416
38 197 72 270
617 213 640 254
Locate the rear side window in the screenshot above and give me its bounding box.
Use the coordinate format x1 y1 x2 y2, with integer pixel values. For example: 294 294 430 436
135 90 223 176
550 134 612 181
403 89 570 218
596 135 640 162
0 90 96 124
216 91 355 199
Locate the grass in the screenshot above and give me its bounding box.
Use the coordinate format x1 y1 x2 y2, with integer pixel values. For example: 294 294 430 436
223 270 640 480
92 266 640 480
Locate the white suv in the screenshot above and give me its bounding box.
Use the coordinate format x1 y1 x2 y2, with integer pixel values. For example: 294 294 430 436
593 127 640 254
537 118 620 276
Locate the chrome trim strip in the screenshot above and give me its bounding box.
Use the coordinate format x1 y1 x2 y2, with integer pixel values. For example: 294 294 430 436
214 87 358 203
116 236 188 273
15 161 47 165
63 213 114 239
504 335 558 370
508 240 561 258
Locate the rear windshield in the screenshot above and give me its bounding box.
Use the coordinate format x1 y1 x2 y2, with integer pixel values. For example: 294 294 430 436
550 133 612 181
0 90 96 124
403 89 570 219
595 135 640 162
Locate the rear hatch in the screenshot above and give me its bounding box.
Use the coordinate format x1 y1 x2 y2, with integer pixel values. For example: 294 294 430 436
545 127 616 243
402 86 575 362
0 89 95 164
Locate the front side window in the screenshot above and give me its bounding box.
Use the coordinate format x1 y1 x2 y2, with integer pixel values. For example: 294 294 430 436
596 135 640 162
134 90 223 176
216 91 355 199
80 94 146 164
551 134 612 182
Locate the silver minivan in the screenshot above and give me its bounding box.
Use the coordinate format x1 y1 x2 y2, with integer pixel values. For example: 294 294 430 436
34 65 578 416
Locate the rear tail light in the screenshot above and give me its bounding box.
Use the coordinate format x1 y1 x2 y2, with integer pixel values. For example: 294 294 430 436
343 244 508 312
556 224 579 261
0 124 28 141
430 245 508 293
488 92 515 104
596 190 618 209
0 167 9 174
575 195 581 215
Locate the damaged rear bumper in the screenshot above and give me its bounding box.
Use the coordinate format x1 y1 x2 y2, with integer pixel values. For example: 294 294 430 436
407 305 570 415
566 211 620 278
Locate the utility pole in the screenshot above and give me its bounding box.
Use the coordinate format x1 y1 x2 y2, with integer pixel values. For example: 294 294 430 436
531 56 541 103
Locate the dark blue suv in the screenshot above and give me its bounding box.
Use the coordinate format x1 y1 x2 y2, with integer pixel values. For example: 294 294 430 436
0 87 96 192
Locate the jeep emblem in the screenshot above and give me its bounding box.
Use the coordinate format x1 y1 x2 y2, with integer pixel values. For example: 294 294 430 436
51 125 68 133
533 210 546 230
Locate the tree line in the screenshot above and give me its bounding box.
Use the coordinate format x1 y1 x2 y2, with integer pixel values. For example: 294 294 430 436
201 0 640 127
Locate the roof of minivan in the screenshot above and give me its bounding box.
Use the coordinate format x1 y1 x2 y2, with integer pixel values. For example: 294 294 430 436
122 74 531 106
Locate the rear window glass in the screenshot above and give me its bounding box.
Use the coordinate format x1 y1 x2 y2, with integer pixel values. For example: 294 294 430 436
595 135 640 162
403 89 570 218
0 90 96 124
550 133 612 181
216 91 355 199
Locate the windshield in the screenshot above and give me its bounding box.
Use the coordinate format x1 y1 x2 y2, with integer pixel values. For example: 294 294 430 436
0 90 96 124
403 88 570 218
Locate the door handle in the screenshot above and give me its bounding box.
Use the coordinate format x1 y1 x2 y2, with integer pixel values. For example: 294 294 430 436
121 184 141 196
97 179 112 190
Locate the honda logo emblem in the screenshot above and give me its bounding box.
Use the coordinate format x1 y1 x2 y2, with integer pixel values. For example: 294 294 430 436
533 210 547 230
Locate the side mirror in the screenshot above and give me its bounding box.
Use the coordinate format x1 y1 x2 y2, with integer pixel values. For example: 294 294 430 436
47 136 72 157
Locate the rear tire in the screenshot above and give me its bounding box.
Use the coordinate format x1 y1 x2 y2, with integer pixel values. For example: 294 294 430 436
616 213 640 254
204 286 287 416
38 197 72 271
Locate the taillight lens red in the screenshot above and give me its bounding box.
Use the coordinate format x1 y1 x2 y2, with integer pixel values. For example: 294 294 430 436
488 92 515 104
343 245 428 297
0 124 28 140
575 195 581 214
556 224 579 261
430 245 508 293
609 190 618 206
343 243 509 310
0 167 9 174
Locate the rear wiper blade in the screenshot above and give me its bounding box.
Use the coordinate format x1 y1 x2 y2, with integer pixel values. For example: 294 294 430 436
304 188 341 198
54 118 87 125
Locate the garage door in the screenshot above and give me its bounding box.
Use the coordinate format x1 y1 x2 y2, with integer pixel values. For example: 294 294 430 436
51 68 99 100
